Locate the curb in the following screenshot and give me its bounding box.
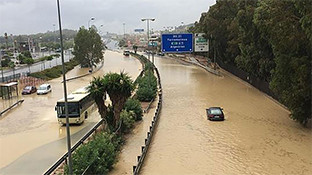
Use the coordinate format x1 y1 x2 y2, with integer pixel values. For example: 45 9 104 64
62 61 104 83
0 99 24 117
167 55 221 76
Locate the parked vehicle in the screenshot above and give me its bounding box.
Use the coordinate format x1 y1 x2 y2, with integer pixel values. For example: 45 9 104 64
123 50 130 56
37 84 52 95
22 86 37 95
206 107 224 121
157 52 165 56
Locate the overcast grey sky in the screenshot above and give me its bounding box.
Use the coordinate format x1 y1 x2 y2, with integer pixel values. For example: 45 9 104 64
0 0 215 35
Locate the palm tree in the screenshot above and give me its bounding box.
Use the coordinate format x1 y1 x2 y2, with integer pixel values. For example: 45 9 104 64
103 72 133 131
87 76 108 123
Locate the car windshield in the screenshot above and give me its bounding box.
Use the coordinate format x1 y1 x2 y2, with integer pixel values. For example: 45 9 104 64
24 86 32 90
38 86 47 90
210 109 222 115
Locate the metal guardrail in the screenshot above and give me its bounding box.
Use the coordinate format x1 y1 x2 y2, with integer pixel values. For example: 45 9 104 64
133 65 162 175
44 118 105 175
143 98 155 113
45 55 145 175
0 73 22 83
0 99 24 117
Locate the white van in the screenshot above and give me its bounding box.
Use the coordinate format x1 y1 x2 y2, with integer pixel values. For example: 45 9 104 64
37 84 52 95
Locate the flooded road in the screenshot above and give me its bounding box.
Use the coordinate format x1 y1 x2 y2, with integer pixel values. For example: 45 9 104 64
140 57 312 175
0 50 141 174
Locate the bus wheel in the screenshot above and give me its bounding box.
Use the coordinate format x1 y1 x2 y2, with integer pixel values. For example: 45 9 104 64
85 111 88 119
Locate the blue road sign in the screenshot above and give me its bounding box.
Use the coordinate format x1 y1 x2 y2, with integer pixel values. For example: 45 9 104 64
134 29 144 32
161 33 193 53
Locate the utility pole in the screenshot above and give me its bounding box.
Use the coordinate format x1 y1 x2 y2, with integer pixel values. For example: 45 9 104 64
88 17 95 29
123 23 126 39
214 38 216 70
0 50 3 82
53 24 58 65
56 0 73 174
4 33 8 50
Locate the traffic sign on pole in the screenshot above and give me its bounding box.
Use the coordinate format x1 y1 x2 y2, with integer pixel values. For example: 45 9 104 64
134 29 144 32
194 33 209 52
161 33 193 53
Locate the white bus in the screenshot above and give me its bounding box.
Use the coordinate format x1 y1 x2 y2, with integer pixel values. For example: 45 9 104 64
55 86 95 124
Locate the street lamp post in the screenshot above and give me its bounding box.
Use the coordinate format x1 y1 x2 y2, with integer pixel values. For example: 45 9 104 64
53 24 56 43
123 23 126 39
0 50 3 82
56 0 73 174
88 17 95 29
141 18 155 60
53 24 58 65
99 24 104 35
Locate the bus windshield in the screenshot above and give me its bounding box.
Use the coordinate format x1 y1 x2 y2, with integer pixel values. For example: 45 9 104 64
57 103 80 117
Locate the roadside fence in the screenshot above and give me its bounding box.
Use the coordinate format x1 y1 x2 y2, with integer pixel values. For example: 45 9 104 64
217 59 278 100
0 73 22 83
44 56 145 175
19 75 44 87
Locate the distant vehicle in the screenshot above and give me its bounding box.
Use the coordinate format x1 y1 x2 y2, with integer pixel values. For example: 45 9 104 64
123 50 130 56
55 48 61 53
55 86 95 124
206 107 224 121
37 84 52 95
157 52 165 56
22 86 37 95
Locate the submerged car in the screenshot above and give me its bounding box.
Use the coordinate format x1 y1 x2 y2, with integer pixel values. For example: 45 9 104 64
37 84 52 95
206 107 224 121
22 86 37 95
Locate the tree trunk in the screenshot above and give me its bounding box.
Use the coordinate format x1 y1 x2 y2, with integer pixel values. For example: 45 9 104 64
95 98 108 130
112 96 128 133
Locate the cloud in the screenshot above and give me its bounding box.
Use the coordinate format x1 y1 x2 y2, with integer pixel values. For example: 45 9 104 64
0 0 215 35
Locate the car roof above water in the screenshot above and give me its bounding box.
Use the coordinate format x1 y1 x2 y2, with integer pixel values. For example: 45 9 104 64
39 84 50 87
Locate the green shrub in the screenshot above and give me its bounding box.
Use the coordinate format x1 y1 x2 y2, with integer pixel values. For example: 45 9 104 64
137 86 156 102
24 57 34 65
144 62 154 72
30 59 78 80
1 58 10 67
52 54 60 58
21 51 32 58
120 110 135 133
124 98 143 121
140 71 157 90
46 55 54 61
65 132 117 175
136 70 157 102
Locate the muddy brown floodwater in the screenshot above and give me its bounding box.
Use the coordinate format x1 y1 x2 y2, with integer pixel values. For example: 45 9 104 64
0 50 141 174
139 57 312 175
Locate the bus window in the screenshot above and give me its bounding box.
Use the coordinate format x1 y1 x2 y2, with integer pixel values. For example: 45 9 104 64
57 103 80 116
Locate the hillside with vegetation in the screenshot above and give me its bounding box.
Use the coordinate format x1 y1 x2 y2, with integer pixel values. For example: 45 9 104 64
189 0 311 125
0 29 77 50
